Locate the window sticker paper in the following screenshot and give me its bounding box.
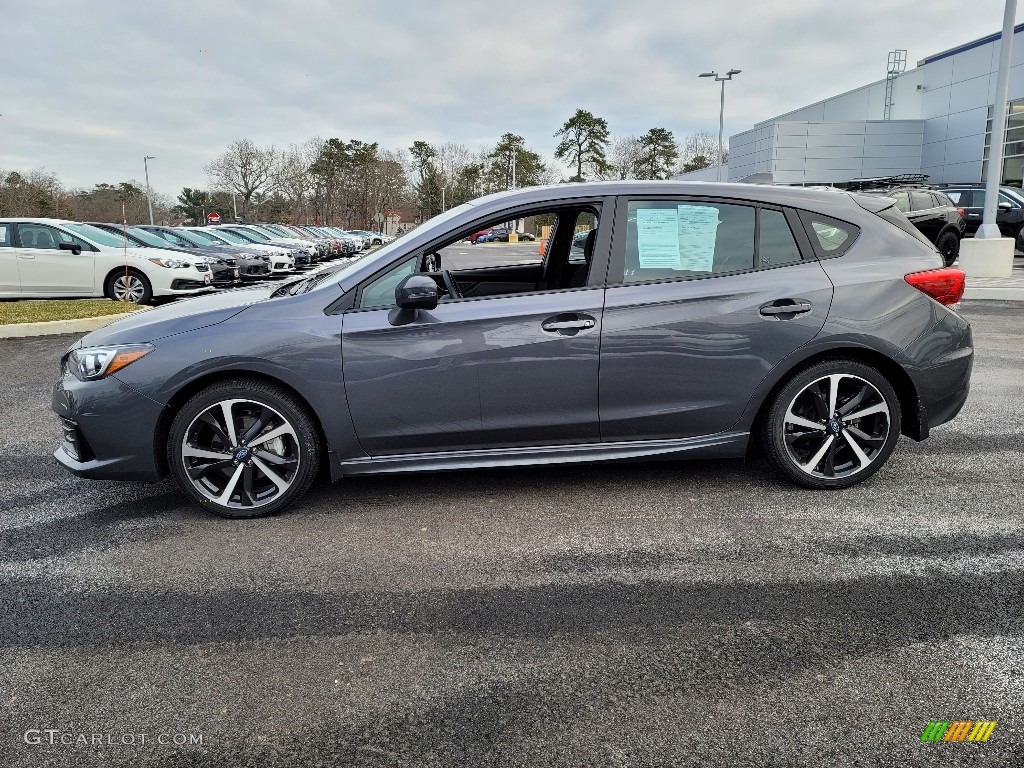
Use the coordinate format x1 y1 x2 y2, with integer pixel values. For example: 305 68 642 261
636 208 681 268
676 205 720 272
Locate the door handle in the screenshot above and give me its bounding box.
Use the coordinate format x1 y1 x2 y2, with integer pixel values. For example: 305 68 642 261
541 314 596 333
543 319 595 330
17 253 35 260
760 301 812 317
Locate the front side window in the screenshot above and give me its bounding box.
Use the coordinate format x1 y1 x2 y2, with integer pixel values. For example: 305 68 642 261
359 257 417 309
18 223 64 249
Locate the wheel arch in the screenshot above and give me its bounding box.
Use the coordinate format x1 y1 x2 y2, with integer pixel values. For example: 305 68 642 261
153 369 331 481
745 346 924 451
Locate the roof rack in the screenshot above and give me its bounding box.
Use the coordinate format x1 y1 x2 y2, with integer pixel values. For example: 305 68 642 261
844 174 931 191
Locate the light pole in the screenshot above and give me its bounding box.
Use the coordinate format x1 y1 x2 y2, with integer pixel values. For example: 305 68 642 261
980 0 1017 238
143 156 156 224
699 69 741 182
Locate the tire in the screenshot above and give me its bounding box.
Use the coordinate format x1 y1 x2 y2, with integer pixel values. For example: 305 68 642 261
935 230 960 267
167 378 321 518
759 359 902 490
105 269 153 304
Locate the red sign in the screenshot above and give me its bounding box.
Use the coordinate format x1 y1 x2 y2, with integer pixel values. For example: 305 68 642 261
207 212 221 224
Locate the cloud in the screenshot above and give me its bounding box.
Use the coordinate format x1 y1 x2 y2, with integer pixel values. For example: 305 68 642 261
0 0 1017 195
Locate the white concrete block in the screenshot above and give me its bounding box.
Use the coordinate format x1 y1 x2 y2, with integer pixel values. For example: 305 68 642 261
958 237 1015 278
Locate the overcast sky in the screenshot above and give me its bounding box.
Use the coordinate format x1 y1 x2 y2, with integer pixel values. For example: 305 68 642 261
1 0 1019 197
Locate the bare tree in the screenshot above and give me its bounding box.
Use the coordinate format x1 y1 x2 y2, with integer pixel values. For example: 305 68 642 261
605 135 644 180
433 142 473 211
680 130 728 173
205 138 277 218
274 138 321 223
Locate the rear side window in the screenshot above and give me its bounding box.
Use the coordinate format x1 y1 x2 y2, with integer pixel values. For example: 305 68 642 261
910 192 934 211
891 192 911 213
623 200 755 281
758 209 802 267
944 190 963 205
0 224 10 247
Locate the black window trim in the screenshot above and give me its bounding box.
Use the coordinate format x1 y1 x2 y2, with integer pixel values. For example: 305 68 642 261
605 195 816 289
334 196 614 314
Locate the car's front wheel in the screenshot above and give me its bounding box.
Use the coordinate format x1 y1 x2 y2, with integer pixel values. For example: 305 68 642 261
167 378 321 518
105 269 153 304
760 360 902 489
936 230 960 267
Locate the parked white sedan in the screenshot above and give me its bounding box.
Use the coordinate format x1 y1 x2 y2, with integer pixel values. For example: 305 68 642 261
0 218 215 303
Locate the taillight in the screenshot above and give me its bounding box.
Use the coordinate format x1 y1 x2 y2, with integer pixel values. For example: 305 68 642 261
905 268 965 306
956 207 966 218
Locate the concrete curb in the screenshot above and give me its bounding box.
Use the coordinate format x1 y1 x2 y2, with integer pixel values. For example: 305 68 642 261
0 313 136 339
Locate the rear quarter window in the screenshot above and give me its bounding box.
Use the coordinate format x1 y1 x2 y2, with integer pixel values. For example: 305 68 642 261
797 211 861 257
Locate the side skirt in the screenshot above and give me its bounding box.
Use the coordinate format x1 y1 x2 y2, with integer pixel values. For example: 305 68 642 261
336 432 750 477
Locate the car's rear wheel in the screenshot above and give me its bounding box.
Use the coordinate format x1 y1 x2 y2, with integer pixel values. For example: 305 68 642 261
167 379 321 518
105 269 153 304
760 360 902 489
936 230 960 267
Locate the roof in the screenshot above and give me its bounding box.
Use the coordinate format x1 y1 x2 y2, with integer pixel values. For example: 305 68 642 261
467 180 867 211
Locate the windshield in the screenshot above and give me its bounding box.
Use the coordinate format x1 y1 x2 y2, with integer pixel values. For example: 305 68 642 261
183 228 225 245
206 228 249 244
263 225 294 237
229 227 270 242
64 222 131 248
304 203 474 292
126 227 173 247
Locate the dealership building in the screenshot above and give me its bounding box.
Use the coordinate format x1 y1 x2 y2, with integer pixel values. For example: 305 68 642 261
689 24 1024 187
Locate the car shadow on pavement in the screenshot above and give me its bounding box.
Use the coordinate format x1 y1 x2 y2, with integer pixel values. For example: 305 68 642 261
0 488 189 563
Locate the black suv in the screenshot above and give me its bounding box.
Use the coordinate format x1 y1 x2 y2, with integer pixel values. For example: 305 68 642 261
845 176 965 266
933 183 1024 250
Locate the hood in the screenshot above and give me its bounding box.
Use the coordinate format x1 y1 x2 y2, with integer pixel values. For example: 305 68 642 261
74 284 278 346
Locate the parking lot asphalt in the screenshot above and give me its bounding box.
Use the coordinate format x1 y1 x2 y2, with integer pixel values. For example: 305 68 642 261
1 302 1022 767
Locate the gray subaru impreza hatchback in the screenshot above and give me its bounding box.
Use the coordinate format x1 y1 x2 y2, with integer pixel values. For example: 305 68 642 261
53 182 972 518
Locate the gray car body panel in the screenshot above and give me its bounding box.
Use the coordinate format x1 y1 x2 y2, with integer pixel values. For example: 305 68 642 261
51 181 973 485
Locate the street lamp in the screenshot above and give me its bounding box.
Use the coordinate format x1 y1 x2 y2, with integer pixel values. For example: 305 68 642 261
699 69 741 182
143 156 156 224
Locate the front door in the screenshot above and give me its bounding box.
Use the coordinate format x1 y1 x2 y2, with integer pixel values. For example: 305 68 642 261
14 223 95 295
599 197 835 441
342 246 605 456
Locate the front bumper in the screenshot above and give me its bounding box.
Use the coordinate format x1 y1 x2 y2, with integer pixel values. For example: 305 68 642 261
51 371 166 481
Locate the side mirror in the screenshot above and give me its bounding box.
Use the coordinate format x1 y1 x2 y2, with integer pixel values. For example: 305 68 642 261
390 274 439 327
395 274 439 310
59 242 82 255
998 201 1013 211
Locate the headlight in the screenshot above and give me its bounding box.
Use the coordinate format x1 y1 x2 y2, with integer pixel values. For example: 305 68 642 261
148 257 192 269
67 344 153 380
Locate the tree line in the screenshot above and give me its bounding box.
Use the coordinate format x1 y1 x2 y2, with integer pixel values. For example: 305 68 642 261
0 110 728 225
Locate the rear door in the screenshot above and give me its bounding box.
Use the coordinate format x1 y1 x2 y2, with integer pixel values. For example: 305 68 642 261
13 223 96 296
599 196 835 441
908 191 943 243
0 223 19 296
